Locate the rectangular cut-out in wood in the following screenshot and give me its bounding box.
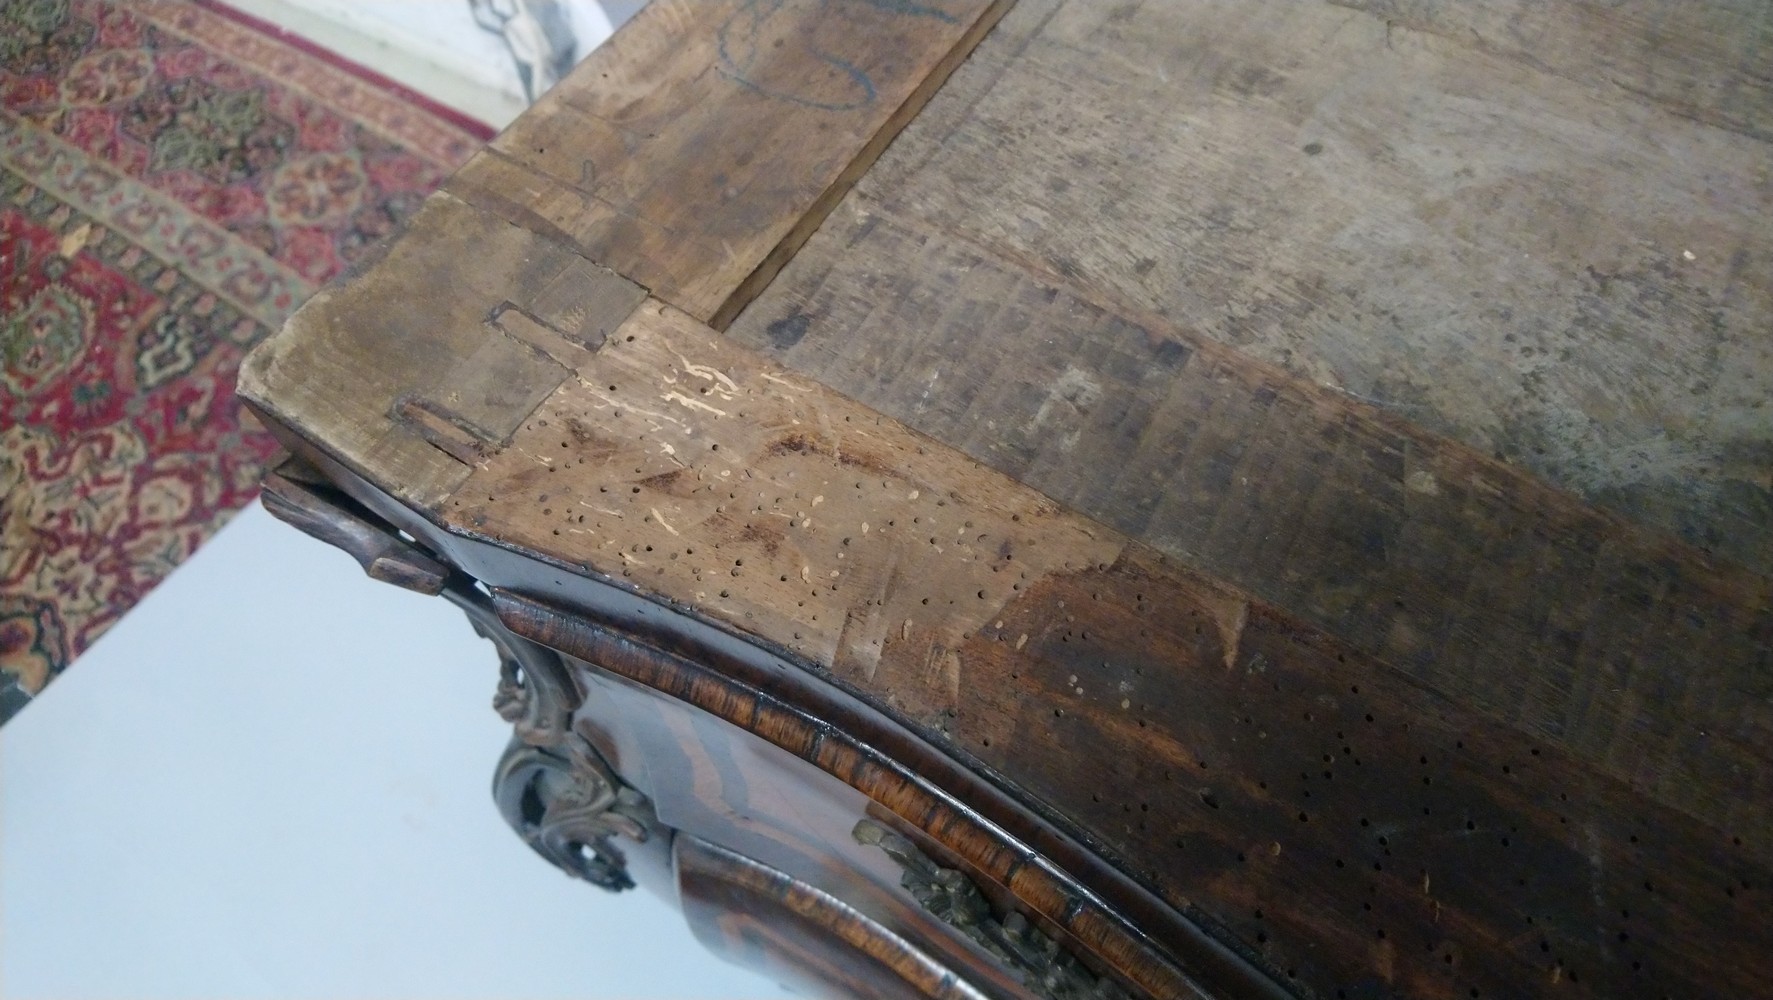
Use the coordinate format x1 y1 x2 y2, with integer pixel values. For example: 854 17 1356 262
238 192 647 508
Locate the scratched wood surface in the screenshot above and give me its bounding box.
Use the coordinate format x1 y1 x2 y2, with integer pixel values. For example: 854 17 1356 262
238 192 646 508
448 297 1772 998
447 0 1011 327
728 200 1773 859
239 1 1773 997
241 0 1008 506
757 0 1773 577
724 0 1773 877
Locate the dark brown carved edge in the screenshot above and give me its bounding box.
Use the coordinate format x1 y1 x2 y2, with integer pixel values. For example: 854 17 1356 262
260 459 654 893
261 468 451 596
492 733 652 892
677 835 997 1000
442 583 582 750
254 440 1288 999
855 820 1130 1000
492 588 1293 1000
449 583 656 893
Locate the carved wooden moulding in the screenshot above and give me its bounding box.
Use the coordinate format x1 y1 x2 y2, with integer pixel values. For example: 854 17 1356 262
243 0 1773 997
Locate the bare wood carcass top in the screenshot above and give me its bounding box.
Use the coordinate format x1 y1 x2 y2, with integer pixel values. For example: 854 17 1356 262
240 2 1773 998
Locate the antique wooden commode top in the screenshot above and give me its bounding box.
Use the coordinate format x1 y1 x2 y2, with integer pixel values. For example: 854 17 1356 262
239 2 1772 998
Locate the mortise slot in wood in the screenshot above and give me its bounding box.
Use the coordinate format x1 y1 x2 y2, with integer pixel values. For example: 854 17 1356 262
491 302 601 370
393 395 495 466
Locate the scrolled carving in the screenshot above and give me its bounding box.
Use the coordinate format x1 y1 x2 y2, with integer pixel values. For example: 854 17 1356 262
443 585 582 748
258 460 653 896
260 470 452 595
494 735 653 892
446 582 652 893
854 820 1131 1000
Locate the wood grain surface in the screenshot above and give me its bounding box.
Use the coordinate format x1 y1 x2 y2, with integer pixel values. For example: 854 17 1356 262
502 588 1254 1000
238 192 647 508
765 0 1772 576
568 659 1048 1000
727 201 1773 861
448 0 1012 326
1333 0 1773 143
723 0 1773 889
677 836 994 1000
454 299 1770 997
238 0 1773 996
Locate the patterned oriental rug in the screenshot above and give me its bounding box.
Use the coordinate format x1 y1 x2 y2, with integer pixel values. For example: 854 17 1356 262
0 0 491 723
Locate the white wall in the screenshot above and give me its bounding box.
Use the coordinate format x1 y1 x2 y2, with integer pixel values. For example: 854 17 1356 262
0 504 787 1000
223 0 619 126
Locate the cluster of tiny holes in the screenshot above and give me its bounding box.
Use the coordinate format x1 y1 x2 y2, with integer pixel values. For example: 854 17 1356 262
461 343 1764 997
1245 678 1756 997
988 592 1760 998
462 365 1045 672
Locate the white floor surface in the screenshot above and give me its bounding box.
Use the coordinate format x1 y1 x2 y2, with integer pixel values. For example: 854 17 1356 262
0 503 787 1000
5 5 787 996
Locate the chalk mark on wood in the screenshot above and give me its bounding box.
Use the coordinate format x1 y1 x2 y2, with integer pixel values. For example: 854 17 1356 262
717 0 967 111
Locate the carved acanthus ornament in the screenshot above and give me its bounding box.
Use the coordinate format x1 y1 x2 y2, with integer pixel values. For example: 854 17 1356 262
258 465 654 893
444 584 581 749
854 820 1131 1000
450 584 654 894
493 736 651 892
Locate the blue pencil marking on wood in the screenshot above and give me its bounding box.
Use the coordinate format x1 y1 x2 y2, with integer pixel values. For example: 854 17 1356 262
851 0 959 23
715 0 965 111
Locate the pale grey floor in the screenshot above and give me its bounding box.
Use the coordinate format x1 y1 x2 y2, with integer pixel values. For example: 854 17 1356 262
0 503 787 999
4 7 784 996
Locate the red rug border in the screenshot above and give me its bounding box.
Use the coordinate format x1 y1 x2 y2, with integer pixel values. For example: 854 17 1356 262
193 0 498 143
